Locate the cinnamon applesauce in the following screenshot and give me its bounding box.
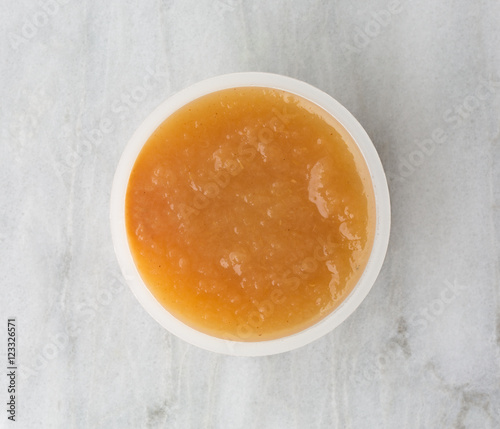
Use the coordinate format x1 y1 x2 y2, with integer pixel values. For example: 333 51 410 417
125 87 375 341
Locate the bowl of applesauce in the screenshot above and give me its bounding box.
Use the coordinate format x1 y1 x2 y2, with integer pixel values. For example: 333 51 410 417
110 72 390 356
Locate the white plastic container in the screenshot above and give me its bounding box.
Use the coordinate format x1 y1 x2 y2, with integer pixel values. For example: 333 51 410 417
110 72 391 356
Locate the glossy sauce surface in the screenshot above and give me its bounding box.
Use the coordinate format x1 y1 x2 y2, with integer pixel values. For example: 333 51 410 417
126 87 375 340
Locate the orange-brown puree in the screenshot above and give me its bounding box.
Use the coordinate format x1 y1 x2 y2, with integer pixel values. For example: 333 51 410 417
126 87 375 341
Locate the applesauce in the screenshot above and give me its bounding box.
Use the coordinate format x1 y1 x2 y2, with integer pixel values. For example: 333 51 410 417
125 87 375 341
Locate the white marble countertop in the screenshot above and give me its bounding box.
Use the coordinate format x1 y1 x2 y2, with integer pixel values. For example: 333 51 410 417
1 1 499 428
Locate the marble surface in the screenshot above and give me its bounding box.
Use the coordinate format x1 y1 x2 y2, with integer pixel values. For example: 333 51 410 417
1 1 499 428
